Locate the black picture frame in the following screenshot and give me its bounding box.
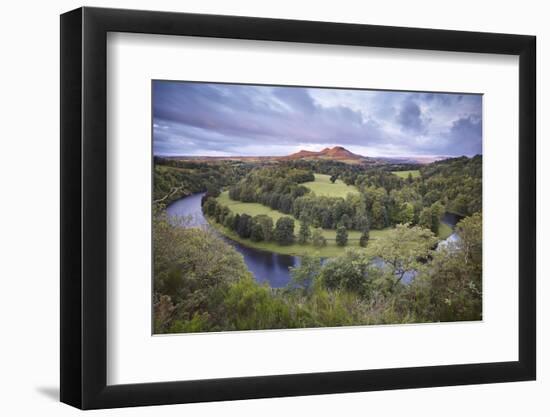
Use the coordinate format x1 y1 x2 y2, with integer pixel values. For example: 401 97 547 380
60 6 536 410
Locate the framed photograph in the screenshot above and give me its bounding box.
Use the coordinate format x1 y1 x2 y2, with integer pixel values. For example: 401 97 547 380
60 7 536 409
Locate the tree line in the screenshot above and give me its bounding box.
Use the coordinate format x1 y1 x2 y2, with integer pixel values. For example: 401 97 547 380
204 195 336 247
226 156 481 236
153 157 251 205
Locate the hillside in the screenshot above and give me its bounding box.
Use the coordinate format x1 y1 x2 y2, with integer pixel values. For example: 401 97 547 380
161 147 445 166
280 146 364 162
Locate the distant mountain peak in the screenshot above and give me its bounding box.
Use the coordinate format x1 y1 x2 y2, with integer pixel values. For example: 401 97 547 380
281 146 364 161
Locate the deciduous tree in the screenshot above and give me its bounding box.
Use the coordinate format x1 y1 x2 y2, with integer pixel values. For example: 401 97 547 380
366 224 437 289
336 224 348 246
274 217 295 245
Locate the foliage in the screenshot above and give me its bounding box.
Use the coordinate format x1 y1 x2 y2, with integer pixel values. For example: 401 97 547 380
407 212 482 321
366 224 438 288
336 224 348 246
274 217 295 245
319 250 372 296
153 155 483 333
289 254 322 291
223 277 294 330
312 228 327 248
153 211 252 333
153 158 250 205
359 224 370 247
297 217 312 244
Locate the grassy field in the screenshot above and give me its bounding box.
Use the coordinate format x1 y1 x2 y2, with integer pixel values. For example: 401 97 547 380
302 173 359 198
208 220 369 257
392 170 421 179
214 190 392 256
216 191 371 241
213 171 452 256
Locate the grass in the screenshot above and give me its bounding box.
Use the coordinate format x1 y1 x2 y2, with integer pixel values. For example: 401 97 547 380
213 170 452 256
392 170 421 179
302 173 359 198
208 219 385 257
216 190 391 257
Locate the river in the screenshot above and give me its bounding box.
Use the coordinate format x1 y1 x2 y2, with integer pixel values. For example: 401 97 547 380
166 193 460 288
166 193 299 288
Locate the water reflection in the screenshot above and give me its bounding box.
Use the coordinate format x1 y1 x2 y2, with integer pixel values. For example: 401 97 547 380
167 193 298 288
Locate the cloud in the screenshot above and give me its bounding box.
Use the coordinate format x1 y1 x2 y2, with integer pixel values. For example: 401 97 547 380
443 115 483 156
153 81 482 157
397 99 428 134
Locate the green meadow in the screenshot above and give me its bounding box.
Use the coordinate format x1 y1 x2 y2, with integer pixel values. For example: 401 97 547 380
302 173 359 198
391 170 421 179
215 184 451 256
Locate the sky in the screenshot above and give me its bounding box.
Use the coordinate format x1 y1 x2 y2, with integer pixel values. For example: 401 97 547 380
153 81 482 158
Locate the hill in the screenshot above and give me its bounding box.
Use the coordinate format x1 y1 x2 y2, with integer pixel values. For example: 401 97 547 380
159 147 448 166
280 146 364 162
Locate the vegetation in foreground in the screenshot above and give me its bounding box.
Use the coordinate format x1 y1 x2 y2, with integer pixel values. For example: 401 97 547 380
153 155 482 332
153 210 482 333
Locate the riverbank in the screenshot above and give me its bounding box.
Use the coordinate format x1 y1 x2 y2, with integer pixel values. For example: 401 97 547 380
212 191 453 256
168 193 459 287
207 216 372 257
209 216 453 257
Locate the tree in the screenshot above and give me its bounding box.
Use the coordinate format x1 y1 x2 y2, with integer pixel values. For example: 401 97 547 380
456 212 482 271
430 201 445 235
398 202 415 224
279 195 292 213
412 212 483 322
153 212 252 332
340 213 352 229
202 197 218 216
289 254 322 291
354 213 369 231
321 211 333 229
319 250 373 296
274 217 295 245
253 215 274 241
312 228 327 247
217 206 230 224
298 219 312 244
250 222 265 242
232 213 240 231
223 213 235 229
366 223 438 289
237 214 252 238
418 207 432 230
371 200 386 229
206 183 221 198
336 224 348 246
359 223 370 247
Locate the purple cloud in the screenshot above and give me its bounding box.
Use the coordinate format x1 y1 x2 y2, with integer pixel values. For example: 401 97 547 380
153 81 482 158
